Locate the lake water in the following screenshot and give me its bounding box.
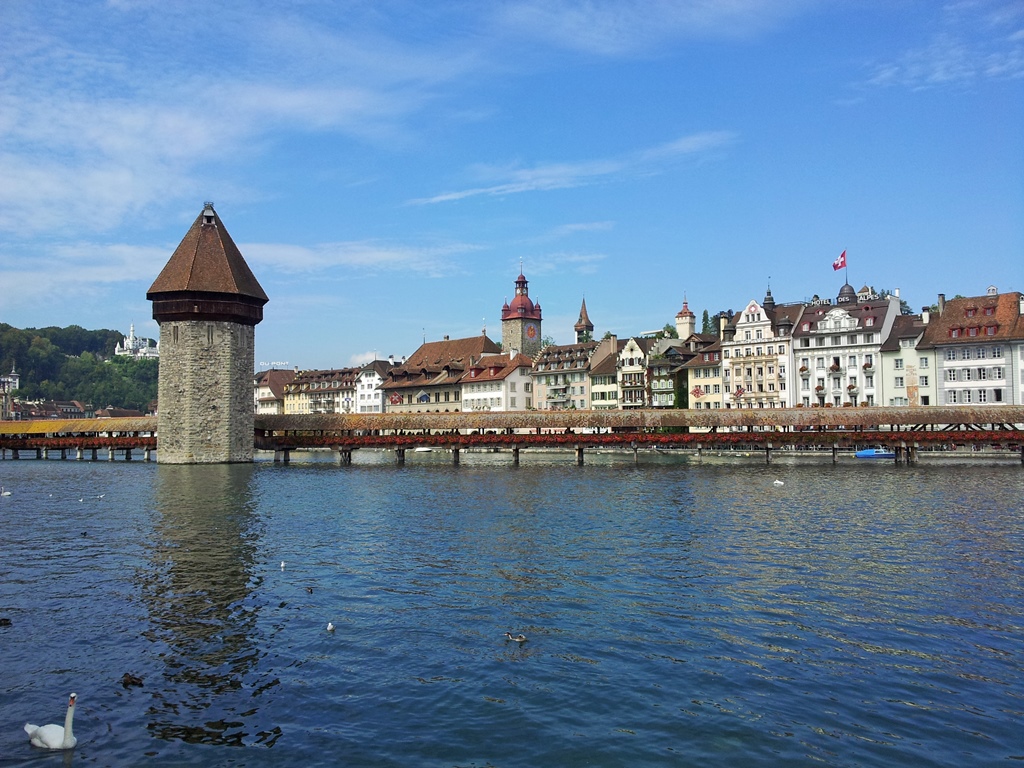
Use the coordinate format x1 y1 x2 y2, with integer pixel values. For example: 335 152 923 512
1 450 1022 767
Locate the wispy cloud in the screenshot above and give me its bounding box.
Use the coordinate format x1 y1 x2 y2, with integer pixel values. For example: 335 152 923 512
242 240 483 277
867 2 1024 88
493 0 813 55
409 131 736 204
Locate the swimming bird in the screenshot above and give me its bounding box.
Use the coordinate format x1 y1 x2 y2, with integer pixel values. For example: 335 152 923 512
121 673 144 688
305 586 314 594
505 632 527 643
280 561 286 571
24 693 77 750
0 487 11 496
327 622 335 632
772 480 785 487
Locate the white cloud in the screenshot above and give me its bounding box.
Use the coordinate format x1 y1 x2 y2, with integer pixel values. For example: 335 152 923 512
867 2 1024 88
410 131 735 204
494 0 814 55
241 240 483 277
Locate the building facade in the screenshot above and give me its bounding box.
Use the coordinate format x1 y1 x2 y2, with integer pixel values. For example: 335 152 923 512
381 334 501 413
460 352 535 411
919 288 1024 407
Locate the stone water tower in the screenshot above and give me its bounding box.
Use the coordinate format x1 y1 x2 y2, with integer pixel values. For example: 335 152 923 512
147 203 268 463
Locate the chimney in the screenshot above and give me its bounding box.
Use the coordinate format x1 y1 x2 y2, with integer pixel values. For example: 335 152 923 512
937 294 945 315
921 309 930 324
388 355 394 365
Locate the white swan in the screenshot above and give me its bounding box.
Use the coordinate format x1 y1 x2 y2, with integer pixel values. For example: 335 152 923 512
0 487 11 496
24 692 77 750
505 632 527 643
772 480 784 487
327 622 335 632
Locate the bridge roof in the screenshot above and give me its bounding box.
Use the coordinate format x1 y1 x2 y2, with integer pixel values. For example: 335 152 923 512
0 417 157 436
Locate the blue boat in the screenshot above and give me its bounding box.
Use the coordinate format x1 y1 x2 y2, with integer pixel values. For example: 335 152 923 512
855 447 896 459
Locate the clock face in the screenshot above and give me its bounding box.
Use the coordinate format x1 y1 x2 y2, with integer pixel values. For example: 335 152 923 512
526 323 537 339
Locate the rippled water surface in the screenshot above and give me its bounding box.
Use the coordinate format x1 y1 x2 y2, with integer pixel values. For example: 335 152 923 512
1 451 1022 766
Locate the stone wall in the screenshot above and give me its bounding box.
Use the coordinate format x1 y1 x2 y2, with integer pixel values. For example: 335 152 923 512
156 320 255 463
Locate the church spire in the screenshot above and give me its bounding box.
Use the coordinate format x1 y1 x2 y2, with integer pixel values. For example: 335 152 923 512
575 297 594 342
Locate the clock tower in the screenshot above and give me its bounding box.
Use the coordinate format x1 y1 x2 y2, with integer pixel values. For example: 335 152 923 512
501 270 543 357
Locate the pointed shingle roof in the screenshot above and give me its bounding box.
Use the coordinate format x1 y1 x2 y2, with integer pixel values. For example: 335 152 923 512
148 203 267 301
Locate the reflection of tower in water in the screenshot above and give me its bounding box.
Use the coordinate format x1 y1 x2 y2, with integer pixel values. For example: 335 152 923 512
141 465 281 748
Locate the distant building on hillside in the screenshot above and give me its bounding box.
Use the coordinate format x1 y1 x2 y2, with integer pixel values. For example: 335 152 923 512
115 323 159 359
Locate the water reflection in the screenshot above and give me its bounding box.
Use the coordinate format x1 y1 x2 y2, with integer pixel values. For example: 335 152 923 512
140 464 280 747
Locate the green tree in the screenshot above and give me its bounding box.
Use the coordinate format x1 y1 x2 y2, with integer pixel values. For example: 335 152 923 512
701 309 714 335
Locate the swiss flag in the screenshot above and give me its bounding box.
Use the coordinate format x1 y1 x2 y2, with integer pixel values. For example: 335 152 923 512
832 250 847 271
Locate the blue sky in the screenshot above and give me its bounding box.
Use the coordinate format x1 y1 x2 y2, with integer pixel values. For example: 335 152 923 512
1 0 1021 370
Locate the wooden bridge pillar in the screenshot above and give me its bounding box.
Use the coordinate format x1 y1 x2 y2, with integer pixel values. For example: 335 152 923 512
76 447 83 461
452 447 460 465
125 448 132 461
144 447 152 462
832 444 838 464
36 448 42 460
274 448 290 463
338 448 352 465
632 441 638 464
766 442 773 464
908 442 919 465
108 447 115 461
576 444 584 465
90 448 98 461
512 445 520 465
396 448 405 464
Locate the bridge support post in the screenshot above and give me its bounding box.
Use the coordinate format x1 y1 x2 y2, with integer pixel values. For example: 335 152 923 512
512 445 520 465
90 448 97 461
108 447 115 461
909 442 918 465
396 448 405 464
452 447 460 465
832 444 838 464
575 444 584 466
632 441 638 464
41 448 47 460
273 448 290 463
60 449 67 460
766 442 772 464
125 448 132 461
12 449 19 460
144 447 152 462
696 443 702 459
339 448 351 465
76 447 83 461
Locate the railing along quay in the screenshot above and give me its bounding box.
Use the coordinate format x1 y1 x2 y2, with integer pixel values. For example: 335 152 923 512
1 406 1022 464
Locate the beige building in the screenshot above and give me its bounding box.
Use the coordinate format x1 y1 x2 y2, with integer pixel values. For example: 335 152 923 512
283 368 359 414
531 341 601 410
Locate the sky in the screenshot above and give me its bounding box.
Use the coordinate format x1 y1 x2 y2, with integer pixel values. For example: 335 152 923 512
1 0 1022 370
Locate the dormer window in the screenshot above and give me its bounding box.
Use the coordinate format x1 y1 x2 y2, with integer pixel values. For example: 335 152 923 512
984 307 994 316
965 308 977 318
865 317 875 327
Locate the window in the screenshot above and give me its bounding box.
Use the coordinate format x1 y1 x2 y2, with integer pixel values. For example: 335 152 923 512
963 390 972 403
946 390 958 404
848 335 858 345
894 358 904 370
894 376 904 388
946 369 957 382
865 317 875 327
919 376 929 387
920 357 929 369
865 375 874 387
978 390 987 403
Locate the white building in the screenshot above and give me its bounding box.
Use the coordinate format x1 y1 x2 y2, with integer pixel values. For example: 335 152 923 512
356 359 396 413
461 352 535 411
115 323 159 359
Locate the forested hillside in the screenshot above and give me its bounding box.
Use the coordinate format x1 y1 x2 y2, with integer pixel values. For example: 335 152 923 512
0 324 158 412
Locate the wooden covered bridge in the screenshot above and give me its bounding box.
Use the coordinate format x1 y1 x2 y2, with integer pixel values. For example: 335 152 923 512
2 405 1022 464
